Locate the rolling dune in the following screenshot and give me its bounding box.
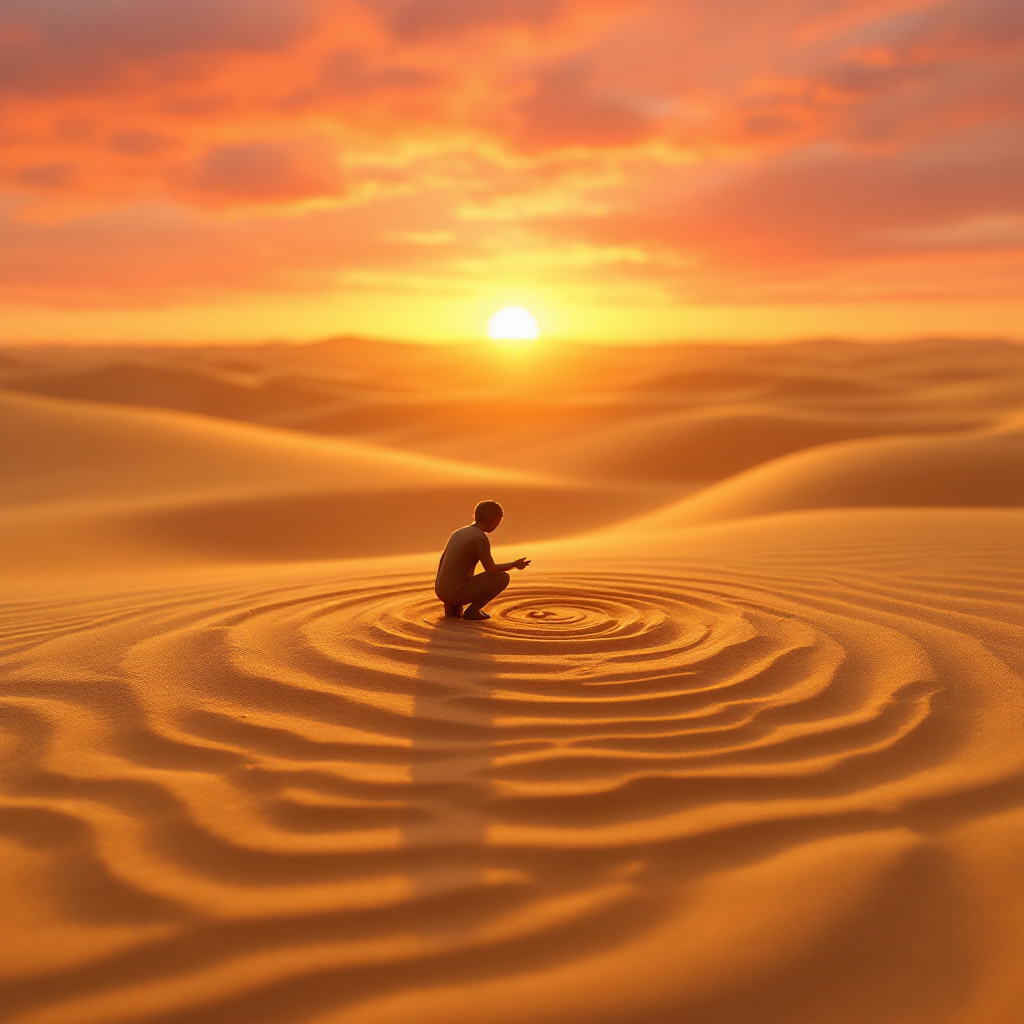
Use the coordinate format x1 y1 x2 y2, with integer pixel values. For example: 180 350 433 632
1 389 508 505
0 390 674 573
510 405 995 485
639 423 1024 528
1 340 1023 1024
4 339 1021 468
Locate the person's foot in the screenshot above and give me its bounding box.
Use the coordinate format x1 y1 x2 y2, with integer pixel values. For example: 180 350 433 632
444 603 463 618
462 609 491 621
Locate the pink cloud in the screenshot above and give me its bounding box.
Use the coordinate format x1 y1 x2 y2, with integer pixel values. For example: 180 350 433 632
0 0 1020 310
368 0 569 38
513 63 660 149
543 124 1024 282
183 140 344 207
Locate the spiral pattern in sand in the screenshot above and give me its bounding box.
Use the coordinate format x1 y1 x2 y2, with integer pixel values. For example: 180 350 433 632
1 544 1022 1024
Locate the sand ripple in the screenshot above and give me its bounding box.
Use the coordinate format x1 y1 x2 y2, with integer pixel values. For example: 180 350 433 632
1 549 1022 1024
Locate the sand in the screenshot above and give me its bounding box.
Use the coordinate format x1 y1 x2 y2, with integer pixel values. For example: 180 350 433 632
1 339 1022 1024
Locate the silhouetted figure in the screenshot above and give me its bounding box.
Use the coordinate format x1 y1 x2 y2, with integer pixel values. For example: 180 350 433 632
435 500 531 621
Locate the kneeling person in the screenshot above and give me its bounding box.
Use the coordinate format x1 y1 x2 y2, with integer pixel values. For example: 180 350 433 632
435 500 531 621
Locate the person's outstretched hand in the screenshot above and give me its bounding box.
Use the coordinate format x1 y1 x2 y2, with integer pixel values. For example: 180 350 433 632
513 558 531 570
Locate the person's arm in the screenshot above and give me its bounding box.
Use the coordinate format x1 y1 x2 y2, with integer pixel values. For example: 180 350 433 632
478 534 530 573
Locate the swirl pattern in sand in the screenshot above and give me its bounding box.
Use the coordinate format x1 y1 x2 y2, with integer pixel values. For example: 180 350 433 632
1 545 1022 1024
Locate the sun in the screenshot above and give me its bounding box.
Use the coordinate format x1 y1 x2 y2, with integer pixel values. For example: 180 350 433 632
487 306 539 342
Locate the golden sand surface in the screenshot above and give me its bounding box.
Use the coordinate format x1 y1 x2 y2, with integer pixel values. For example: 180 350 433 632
1 339 1022 1024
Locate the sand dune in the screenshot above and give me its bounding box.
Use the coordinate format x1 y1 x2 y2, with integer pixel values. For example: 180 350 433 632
1 389 506 505
4 360 332 423
1 340 1022 1024
639 424 1024 528
512 405 994 485
4 339 1019 469
0 390 674 573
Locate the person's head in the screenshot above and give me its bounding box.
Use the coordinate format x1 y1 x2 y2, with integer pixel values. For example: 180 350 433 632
473 499 504 532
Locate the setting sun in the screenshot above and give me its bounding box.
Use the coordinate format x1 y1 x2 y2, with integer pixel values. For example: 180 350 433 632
487 306 539 342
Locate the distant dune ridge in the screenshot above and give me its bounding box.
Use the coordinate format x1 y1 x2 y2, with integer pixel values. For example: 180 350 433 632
1 339 1022 1024
0 390 669 570
641 421 1024 528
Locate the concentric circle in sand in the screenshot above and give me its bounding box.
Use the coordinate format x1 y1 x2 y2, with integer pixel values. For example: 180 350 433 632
1 549 1021 1024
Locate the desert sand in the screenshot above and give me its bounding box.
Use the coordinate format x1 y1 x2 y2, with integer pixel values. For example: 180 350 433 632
1 338 1022 1024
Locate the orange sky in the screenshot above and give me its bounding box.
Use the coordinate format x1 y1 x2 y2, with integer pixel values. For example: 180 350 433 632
1 0 1022 343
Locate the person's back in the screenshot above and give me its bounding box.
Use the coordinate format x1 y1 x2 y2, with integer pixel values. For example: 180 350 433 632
434 500 530 621
436 524 489 597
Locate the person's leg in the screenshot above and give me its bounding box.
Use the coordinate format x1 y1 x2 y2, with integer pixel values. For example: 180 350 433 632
435 587 463 618
462 572 510 620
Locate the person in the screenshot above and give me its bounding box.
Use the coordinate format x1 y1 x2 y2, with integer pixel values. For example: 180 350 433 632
435 500 531 621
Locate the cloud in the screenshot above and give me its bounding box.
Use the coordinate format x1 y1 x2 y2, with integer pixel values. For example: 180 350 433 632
545 125 1024 275
368 0 569 38
0 192 474 305
513 63 660 149
304 49 436 100
0 0 1021 316
0 0 311 93
184 141 344 207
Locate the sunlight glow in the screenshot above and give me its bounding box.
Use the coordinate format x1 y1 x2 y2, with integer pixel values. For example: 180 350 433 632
488 306 539 342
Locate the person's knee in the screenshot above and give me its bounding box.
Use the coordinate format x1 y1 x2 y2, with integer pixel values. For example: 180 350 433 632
496 571 511 591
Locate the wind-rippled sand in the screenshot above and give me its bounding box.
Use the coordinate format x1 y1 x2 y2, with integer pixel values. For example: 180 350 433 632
1 340 1023 1024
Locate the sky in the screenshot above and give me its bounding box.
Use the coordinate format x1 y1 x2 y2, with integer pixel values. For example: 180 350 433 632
1 0 1022 344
